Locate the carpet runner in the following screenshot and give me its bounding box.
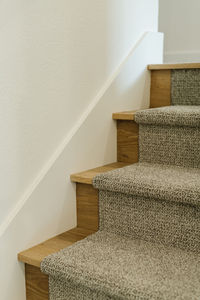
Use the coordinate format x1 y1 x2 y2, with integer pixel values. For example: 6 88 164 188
41 70 200 299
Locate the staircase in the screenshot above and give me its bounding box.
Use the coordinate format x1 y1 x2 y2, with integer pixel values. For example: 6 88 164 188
18 63 200 299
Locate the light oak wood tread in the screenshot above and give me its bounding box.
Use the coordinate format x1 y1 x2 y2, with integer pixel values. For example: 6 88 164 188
70 162 130 184
112 110 138 120
18 227 96 268
148 63 200 70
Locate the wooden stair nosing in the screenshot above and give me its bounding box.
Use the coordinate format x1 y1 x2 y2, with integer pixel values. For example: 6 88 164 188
112 110 137 121
148 63 200 70
18 227 96 268
70 162 131 184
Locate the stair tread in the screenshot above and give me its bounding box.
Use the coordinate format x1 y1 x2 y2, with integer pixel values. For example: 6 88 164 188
93 162 200 206
112 110 137 120
135 105 200 127
18 227 95 267
148 63 200 70
70 162 130 184
41 230 200 299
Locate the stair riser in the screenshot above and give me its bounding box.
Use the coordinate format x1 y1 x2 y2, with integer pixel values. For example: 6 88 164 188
49 276 112 300
76 183 99 231
99 190 200 252
139 124 200 168
150 69 200 107
117 120 139 164
25 264 49 300
150 70 171 108
171 69 200 105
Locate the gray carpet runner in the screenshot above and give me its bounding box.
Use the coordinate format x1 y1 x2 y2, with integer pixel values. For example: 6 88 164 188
135 106 200 168
171 69 200 105
41 90 200 297
41 231 200 300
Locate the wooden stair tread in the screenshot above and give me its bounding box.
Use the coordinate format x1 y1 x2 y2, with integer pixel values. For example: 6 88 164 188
112 110 137 120
148 63 200 70
18 227 95 268
70 162 130 184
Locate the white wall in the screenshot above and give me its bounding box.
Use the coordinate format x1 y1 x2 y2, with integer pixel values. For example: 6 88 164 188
0 1 161 299
159 0 200 62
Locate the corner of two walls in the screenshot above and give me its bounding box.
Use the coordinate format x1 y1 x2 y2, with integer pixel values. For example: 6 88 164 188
159 0 200 63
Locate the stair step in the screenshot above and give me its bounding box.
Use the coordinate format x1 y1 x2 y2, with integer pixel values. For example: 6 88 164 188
19 163 130 268
135 105 200 127
112 110 137 120
70 162 130 184
134 106 200 168
148 62 200 70
18 227 95 267
41 230 200 299
93 162 200 206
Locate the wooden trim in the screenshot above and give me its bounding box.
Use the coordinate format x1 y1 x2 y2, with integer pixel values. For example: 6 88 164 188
112 110 137 120
150 70 171 108
25 264 49 300
117 120 139 164
148 63 200 70
76 183 99 231
18 228 95 267
70 162 130 184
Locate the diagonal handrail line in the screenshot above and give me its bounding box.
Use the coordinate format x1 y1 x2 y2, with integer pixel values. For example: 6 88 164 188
0 32 149 238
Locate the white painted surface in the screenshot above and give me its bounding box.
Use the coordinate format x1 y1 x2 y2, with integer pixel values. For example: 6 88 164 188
0 32 149 239
159 0 200 62
0 1 161 299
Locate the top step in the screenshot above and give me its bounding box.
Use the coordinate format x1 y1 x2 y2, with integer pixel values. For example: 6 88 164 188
148 63 200 70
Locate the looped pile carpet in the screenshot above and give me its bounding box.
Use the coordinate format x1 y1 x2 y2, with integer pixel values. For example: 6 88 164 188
41 70 200 299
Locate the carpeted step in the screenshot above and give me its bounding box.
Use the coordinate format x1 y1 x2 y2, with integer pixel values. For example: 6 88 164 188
93 162 200 252
93 162 200 206
41 231 200 300
134 106 200 168
41 104 200 299
135 105 200 127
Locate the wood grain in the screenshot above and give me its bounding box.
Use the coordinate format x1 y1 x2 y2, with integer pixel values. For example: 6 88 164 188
112 110 137 120
70 162 130 184
18 227 95 267
117 120 139 163
150 70 171 108
77 183 99 231
148 63 200 70
25 264 49 300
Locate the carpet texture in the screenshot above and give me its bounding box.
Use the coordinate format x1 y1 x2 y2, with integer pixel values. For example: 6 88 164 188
171 69 200 105
135 106 200 168
139 124 200 168
93 162 200 206
41 82 200 299
135 105 200 127
41 231 200 300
